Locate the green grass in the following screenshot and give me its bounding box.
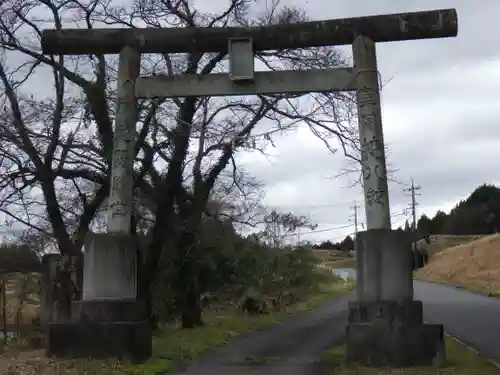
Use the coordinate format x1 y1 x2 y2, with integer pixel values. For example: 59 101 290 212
319 336 500 374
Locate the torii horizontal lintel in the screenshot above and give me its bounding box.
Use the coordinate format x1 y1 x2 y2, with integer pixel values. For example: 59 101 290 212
134 68 357 98
41 8 458 55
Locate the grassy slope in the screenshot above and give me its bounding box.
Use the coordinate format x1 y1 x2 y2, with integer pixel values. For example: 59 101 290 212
416 234 500 296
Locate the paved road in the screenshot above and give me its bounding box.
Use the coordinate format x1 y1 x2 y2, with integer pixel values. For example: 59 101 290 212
416 281 500 363
169 291 354 375
169 271 500 374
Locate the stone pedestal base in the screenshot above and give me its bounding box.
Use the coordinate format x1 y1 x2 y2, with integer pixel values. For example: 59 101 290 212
46 321 151 361
45 233 151 361
346 322 444 367
346 300 444 367
45 300 152 361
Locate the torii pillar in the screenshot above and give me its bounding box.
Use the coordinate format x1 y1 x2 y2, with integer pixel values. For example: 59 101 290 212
345 36 445 366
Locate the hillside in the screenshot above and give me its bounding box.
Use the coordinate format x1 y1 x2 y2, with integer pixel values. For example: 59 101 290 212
417 234 486 257
416 234 500 296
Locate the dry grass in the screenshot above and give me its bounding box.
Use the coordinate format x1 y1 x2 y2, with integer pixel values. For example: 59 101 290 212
418 235 485 258
321 336 500 374
2 273 41 327
416 234 500 296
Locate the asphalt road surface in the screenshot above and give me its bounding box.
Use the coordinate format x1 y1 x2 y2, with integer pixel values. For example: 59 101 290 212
169 291 354 375
169 272 500 374
416 281 500 364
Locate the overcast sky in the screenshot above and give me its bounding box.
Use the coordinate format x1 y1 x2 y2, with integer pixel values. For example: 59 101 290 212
232 0 500 244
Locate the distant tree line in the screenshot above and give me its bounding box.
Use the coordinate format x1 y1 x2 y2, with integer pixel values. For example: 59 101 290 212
312 235 354 251
416 184 500 236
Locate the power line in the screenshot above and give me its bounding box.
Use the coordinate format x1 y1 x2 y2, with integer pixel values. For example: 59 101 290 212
290 211 406 240
285 223 355 237
269 201 355 210
268 186 410 211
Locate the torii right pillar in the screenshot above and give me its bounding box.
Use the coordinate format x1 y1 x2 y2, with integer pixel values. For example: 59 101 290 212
345 35 444 367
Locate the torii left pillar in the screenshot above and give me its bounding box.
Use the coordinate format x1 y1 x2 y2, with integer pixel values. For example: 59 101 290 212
45 47 152 360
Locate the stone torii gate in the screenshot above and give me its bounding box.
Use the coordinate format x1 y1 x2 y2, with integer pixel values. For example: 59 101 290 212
41 8 458 365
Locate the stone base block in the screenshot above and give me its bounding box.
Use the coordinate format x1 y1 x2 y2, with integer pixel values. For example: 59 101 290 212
348 300 423 325
45 299 151 361
46 321 152 361
346 322 444 367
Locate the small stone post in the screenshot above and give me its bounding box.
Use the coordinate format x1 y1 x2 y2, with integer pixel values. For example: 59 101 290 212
345 35 444 367
40 254 59 326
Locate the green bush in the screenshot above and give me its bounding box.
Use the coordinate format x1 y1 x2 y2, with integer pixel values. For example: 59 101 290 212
149 232 325 324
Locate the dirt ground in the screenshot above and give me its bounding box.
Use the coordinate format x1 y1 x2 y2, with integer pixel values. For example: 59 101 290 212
416 234 500 296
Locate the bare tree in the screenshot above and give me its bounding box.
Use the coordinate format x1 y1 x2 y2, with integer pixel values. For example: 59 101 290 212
0 0 356 327
260 209 317 248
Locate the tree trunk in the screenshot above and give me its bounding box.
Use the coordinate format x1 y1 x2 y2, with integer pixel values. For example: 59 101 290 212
51 254 82 323
133 214 158 328
137 243 160 330
138 274 159 329
176 225 203 329
180 257 203 329
52 269 73 323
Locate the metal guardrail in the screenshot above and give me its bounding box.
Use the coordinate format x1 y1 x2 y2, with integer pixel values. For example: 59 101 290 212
317 263 351 281
332 270 350 281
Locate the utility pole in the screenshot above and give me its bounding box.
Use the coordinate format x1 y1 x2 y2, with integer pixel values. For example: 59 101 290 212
351 201 361 253
352 201 360 238
403 178 422 248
